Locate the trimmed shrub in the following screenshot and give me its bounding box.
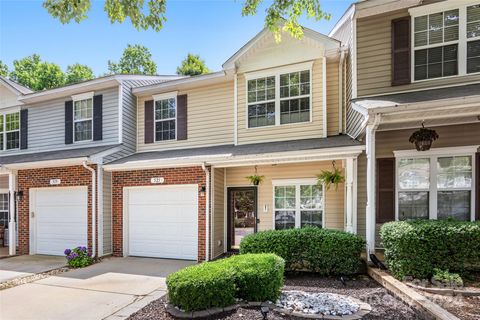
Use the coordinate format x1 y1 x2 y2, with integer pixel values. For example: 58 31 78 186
166 254 284 311
64 246 93 268
239 227 365 275
380 220 480 279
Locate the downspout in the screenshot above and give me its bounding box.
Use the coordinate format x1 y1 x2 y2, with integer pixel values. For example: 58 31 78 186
201 162 210 261
83 161 96 258
338 48 346 134
322 56 327 137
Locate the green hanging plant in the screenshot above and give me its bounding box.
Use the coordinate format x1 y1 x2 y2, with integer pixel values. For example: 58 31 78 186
317 161 345 191
246 166 264 186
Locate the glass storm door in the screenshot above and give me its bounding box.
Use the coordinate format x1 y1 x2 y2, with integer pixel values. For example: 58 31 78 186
227 187 257 250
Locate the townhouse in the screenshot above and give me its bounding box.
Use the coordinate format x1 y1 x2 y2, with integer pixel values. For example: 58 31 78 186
0 75 179 257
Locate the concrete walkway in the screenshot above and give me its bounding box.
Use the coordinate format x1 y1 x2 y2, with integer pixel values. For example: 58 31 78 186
0 255 66 283
0 257 194 320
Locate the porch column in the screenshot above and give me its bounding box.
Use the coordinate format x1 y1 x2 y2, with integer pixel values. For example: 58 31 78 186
345 157 357 233
365 115 380 256
8 172 16 256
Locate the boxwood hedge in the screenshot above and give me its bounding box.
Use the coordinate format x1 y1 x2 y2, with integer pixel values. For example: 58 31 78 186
166 253 284 312
239 227 365 275
380 220 480 279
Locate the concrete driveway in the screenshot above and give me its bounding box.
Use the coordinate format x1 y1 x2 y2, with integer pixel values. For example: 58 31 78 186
0 255 66 283
0 257 194 320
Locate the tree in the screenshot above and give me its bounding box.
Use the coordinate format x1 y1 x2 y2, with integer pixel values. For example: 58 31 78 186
65 63 94 84
0 60 8 77
10 54 65 90
42 0 329 40
176 53 210 76
108 44 157 75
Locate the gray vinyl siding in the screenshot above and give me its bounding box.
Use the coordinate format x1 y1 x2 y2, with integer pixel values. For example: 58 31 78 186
1 87 119 157
103 170 112 255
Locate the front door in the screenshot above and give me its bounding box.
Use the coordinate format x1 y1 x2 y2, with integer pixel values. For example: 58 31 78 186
227 187 257 251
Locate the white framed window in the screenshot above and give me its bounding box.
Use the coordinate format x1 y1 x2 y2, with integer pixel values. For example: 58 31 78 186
73 95 93 143
0 193 8 227
0 112 20 151
153 93 177 142
246 62 313 129
395 146 477 222
273 179 324 230
410 1 480 81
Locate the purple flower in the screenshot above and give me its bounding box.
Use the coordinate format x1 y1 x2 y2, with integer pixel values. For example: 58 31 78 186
64 249 71 256
81 246 87 252
70 252 78 259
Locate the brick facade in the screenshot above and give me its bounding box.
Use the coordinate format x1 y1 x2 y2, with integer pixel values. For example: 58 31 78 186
111 166 208 261
17 165 97 255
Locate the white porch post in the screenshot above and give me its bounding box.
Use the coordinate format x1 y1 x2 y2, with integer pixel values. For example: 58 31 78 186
8 172 16 256
365 115 380 256
345 157 356 233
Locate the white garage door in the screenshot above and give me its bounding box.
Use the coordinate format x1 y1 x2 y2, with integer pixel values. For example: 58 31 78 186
31 187 88 256
126 185 198 260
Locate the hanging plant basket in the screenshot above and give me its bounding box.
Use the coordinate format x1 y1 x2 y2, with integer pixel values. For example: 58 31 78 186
246 166 264 186
409 123 439 151
317 161 345 191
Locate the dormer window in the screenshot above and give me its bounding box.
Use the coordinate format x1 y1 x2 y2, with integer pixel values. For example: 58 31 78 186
411 2 480 81
0 112 20 150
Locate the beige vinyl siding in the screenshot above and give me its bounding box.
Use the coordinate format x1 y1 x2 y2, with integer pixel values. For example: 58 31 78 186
356 10 480 97
137 81 234 152
0 86 20 109
0 175 8 188
376 123 480 158
236 59 325 145
212 168 225 258
225 161 345 231
327 60 340 136
102 171 112 255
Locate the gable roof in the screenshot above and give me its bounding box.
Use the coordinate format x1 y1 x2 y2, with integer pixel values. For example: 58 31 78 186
222 26 340 70
0 76 33 95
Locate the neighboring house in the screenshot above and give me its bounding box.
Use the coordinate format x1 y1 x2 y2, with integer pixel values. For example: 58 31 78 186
104 28 365 261
330 0 480 254
0 74 179 257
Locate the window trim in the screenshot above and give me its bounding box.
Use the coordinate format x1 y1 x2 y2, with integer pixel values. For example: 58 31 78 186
272 178 325 229
409 1 480 83
72 96 94 143
153 92 178 143
394 146 478 221
0 109 21 151
245 62 313 129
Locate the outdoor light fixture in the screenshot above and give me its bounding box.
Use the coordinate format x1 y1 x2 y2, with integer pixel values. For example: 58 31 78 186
15 190 23 201
199 186 206 197
260 306 270 319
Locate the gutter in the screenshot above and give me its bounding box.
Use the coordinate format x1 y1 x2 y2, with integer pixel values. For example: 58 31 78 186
83 161 96 258
201 163 210 261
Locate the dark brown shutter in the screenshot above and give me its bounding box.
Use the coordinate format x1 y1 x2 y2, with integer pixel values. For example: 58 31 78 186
144 100 154 144
177 94 188 141
376 158 396 223
93 94 103 141
20 109 28 149
476 152 480 221
392 17 411 86
65 100 73 144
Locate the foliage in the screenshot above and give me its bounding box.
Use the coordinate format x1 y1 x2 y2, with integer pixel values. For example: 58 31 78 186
240 227 365 275
65 63 94 84
242 0 330 42
10 54 65 90
432 268 463 287
176 53 210 76
43 0 166 31
167 254 284 311
108 44 157 75
246 174 264 186
64 246 93 268
380 220 480 280
317 167 344 191
408 127 439 143
0 60 8 77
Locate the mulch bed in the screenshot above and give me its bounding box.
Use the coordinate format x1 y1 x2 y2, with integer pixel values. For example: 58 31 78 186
127 275 421 320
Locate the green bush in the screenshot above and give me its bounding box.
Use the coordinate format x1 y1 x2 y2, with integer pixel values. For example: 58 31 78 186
432 268 463 287
380 220 480 279
64 246 93 268
166 254 284 312
239 227 365 275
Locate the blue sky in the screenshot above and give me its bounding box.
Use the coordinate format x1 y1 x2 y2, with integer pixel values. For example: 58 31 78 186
0 0 353 76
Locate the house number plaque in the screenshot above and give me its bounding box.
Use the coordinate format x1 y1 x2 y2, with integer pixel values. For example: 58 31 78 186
151 177 165 184
50 179 61 185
